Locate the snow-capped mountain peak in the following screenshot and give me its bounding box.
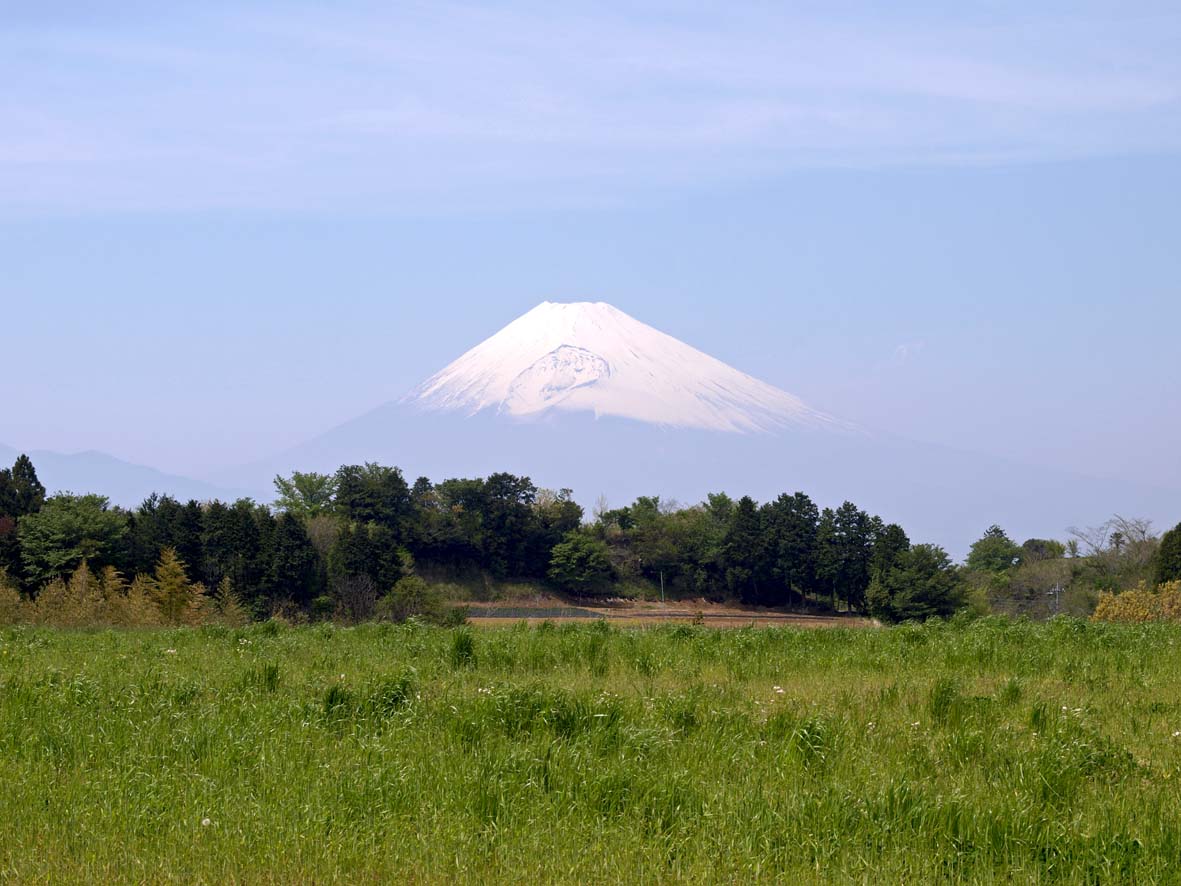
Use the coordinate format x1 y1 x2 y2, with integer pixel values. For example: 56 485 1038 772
405 301 835 433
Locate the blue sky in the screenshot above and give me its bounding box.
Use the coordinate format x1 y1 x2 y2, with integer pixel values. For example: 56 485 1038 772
2 2 1179 491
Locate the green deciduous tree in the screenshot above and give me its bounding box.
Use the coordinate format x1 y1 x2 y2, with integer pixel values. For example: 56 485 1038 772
868 544 966 623
273 471 338 520
18 494 128 589
533 488 585 556
1019 538 1066 563
966 525 1021 573
548 532 614 594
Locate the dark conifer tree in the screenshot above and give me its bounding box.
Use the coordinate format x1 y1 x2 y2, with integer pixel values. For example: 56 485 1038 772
722 496 764 603
265 513 322 607
10 455 45 517
760 492 820 607
0 467 18 578
871 523 911 581
1157 522 1181 586
201 499 269 608
816 501 875 611
130 496 205 581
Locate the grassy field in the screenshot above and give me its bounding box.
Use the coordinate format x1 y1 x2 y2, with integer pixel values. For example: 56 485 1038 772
2 618 1181 883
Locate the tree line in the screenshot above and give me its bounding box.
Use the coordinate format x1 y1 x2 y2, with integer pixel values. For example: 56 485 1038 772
0 454 980 624
962 518 1181 618
570 493 963 621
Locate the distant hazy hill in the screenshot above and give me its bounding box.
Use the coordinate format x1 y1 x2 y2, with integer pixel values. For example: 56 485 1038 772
0 443 257 508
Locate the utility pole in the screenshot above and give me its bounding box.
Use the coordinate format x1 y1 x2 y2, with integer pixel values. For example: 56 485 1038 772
1048 582 1061 615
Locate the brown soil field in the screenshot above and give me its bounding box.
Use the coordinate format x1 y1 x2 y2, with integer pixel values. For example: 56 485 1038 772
465 597 874 629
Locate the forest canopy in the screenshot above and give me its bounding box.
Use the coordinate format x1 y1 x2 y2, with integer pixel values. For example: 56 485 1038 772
1 454 1173 626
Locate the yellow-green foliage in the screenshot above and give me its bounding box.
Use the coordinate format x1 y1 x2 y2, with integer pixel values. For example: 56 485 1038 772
0 568 21 625
152 547 196 625
209 576 250 628
124 574 165 627
28 563 105 627
1092 580 1181 623
1 552 220 629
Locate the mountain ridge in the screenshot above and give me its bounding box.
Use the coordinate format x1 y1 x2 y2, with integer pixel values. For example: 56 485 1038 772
0 443 254 508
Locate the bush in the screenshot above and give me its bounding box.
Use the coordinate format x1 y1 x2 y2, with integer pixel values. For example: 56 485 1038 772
375 576 466 626
1092 581 1181 623
310 595 335 620
548 532 614 594
0 568 23 625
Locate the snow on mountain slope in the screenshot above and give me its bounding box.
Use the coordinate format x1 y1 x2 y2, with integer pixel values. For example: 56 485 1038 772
405 301 835 433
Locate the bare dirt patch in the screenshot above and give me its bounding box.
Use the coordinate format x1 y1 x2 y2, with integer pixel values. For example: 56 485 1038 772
465 598 874 629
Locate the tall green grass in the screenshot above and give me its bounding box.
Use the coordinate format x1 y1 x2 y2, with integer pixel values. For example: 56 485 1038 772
1 617 1180 882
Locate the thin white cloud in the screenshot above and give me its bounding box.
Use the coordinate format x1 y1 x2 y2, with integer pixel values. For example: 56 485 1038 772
1 2 1179 212
889 342 926 368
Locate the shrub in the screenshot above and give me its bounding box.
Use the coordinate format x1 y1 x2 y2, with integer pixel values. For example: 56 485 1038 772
210 577 250 627
548 532 614 594
1092 580 1181 623
28 563 104 627
377 575 435 622
0 567 24 625
121 575 165 626
310 594 335 621
376 576 465 626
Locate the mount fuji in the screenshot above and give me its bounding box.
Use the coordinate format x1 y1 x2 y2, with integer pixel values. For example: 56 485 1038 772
407 301 836 433
224 301 1176 556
